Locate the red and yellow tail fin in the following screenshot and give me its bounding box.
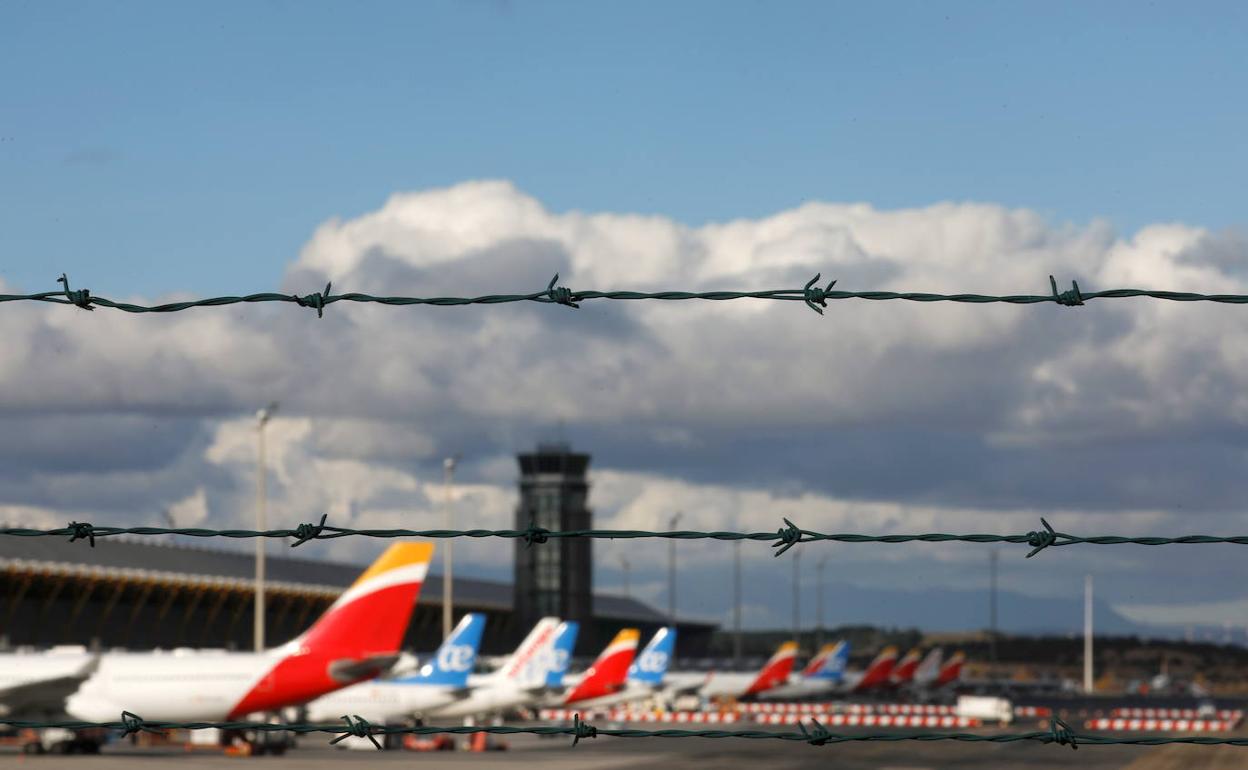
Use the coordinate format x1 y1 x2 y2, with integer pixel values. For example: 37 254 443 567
564 628 640 704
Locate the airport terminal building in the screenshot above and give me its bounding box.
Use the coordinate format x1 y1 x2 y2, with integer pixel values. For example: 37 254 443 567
1 443 715 658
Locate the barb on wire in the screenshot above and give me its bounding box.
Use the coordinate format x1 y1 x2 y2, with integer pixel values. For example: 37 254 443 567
799 717 832 746
572 714 597 747
330 714 381 750
119 711 161 738
5 716 1248 749
1047 717 1078 751
9 517 1248 559
57 273 94 311
291 514 327 547
293 282 332 318
9 274 1248 316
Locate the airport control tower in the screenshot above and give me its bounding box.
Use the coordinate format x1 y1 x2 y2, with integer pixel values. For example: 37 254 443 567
513 442 593 642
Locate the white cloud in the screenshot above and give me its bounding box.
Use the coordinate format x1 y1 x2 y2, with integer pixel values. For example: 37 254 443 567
4 180 1248 628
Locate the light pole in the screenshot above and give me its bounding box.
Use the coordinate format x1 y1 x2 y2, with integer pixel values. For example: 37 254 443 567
989 549 999 673
619 554 631 598
1084 575 1094 694
792 548 801 648
668 512 682 626
442 455 458 639
254 402 277 652
733 540 743 667
816 554 829 648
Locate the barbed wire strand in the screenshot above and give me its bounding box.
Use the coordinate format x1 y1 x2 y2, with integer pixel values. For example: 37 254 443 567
3 516 1246 559
7 714 1236 750
5 274 1248 316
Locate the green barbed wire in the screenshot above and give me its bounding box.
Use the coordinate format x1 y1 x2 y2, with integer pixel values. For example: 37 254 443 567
4 516 1246 559
5 273 1248 316
8 713 1237 750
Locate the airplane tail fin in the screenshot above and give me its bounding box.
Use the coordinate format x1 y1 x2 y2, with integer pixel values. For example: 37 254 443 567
914 647 944 684
228 542 433 717
400 612 486 688
935 650 965 686
498 617 562 688
563 628 640 703
544 621 581 688
854 645 900 691
800 643 836 677
809 640 850 682
889 647 923 684
290 542 434 667
743 641 798 695
627 627 676 686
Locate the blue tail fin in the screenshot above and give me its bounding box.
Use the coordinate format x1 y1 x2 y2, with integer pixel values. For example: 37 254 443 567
811 640 849 682
545 621 580 688
627 627 676 685
400 613 486 687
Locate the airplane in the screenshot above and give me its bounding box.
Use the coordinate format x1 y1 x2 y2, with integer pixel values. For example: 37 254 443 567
427 618 567 719
840 645 900 693
556 627 674 709
0 646 99 718
304 612 487 724
887 647 924 687
758 640 850 700
665 640 798 701
931 651 964 687
542 621 581 690
65 542 435 723
910 648 944 689
557 628 641 705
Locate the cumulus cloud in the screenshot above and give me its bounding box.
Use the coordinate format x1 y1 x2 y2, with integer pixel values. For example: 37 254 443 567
3 180 1248 629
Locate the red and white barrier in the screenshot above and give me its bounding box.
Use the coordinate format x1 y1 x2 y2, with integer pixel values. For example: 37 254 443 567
1085 718 1236 733
737 702 957 716
538 709 738 724
1013 706 1052 718
737 703 832 714
753 713 980 728
1110 708 1242 723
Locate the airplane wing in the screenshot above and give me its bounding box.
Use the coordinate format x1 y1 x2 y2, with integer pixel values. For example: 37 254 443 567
328 653 401 682
661 671 712 696
0 656 99 718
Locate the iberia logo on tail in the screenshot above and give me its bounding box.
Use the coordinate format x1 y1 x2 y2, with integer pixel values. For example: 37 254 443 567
229 542 434 717
563 629 640 704
744 641 798 695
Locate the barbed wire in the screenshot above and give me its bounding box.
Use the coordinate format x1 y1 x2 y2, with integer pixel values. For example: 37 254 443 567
4 273 1248 316
7 713 1236 750
4 516 1246 559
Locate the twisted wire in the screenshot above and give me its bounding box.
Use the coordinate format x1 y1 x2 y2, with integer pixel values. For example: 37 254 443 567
6 274 1248 316
4 715 1243 749
4 516 1245 559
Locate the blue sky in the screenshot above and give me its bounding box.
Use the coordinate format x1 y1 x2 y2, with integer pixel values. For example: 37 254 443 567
4 2 1248 633
3 1 1245 297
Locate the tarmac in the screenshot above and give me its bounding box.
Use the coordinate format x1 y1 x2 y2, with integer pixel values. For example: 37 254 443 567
2 726 1247 770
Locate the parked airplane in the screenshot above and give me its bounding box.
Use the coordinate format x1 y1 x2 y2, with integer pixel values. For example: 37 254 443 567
887 647 923 687
304 612 487 723
841 645 900 692
910 648 944 688
932 651 965 687
542 621 581 690
666 640 798 701
758 640 850 700
65 542 434 722
427 618 565 719
558 627 674 709
558 629 641 705
0 646 99 718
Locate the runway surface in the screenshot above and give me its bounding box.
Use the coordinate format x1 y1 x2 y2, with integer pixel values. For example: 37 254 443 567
3 727 1246 770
